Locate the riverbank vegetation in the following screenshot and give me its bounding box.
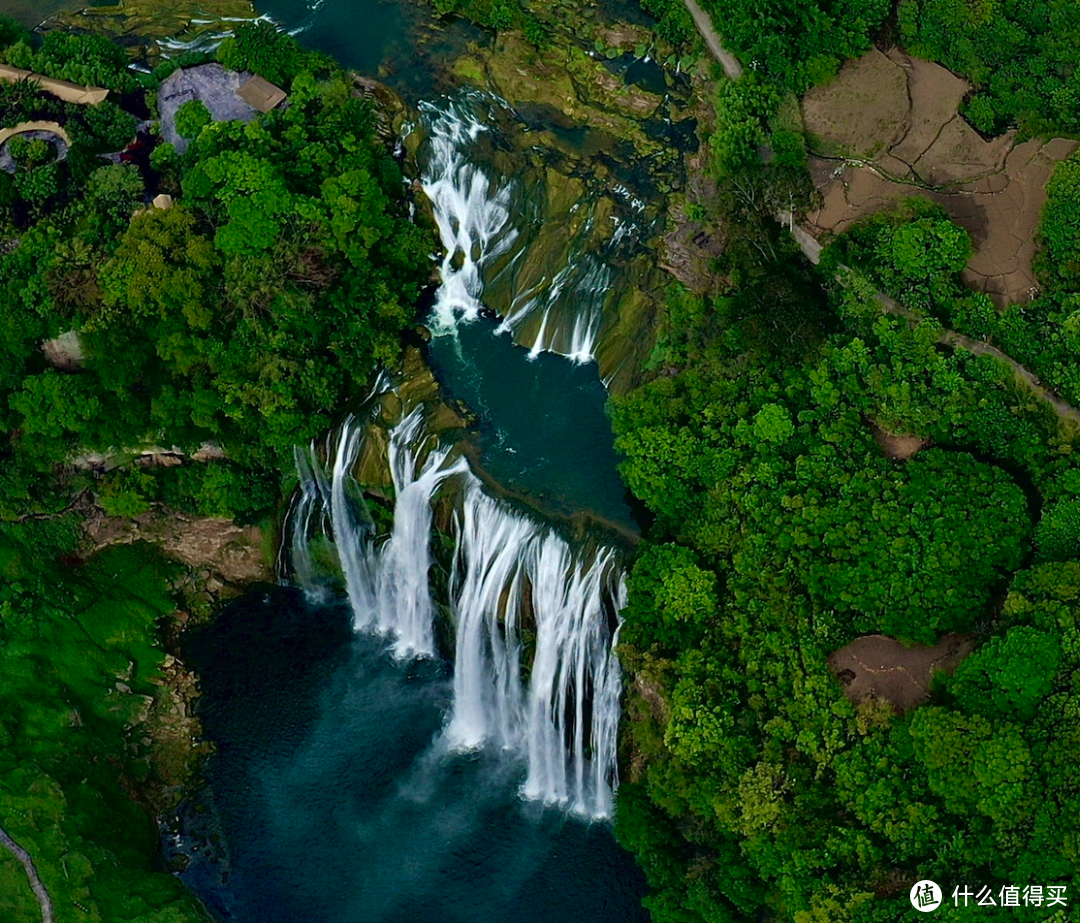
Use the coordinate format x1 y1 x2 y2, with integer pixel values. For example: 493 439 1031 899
0 19 430 920
614 5 1080 917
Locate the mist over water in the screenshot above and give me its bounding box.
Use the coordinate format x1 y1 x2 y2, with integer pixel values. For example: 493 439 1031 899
182 593 648 923
287 409 626 818
169 4 652 920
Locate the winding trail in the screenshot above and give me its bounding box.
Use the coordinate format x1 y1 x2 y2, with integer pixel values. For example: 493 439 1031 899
0 826 55 923
870 290 1080 426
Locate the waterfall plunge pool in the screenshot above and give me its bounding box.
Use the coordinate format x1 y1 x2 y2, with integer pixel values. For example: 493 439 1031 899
176 588 649 923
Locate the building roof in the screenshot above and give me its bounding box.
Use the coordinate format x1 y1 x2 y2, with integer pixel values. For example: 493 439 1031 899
0 64 109 106
158 63 256 154
236 75 287 113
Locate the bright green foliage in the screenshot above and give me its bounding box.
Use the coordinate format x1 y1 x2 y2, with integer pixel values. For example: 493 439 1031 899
0 53 431 480
637 0 694 44
216 19 327 88
0 29 137 92
824 198 972 314
0 522 210 923
950 626 1059 722
1037 498 1080 563
1041 156 1080 285
712 78 780 174
174 99 211 141
614 189 1080 918
899 0 1080 136
698 0 890 90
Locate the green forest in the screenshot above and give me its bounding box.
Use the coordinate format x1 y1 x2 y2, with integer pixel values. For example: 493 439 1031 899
612 0 1080 919
0 19 429 921
3 0 1080 918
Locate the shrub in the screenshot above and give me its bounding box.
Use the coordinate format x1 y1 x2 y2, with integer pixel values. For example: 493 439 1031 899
175 99 211 141
217 20 302 88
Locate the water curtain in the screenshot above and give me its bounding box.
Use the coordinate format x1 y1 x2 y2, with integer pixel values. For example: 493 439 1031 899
285 408 625 818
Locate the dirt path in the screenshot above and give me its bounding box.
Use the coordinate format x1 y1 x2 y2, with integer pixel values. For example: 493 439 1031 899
0 826 54 923
871 290 1080 426
773 206 1080 424
682 0 742 79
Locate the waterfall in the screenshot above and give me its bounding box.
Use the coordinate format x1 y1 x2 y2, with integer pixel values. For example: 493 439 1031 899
278 443 331 594
285 410 625 819
419 95 518 334
447 481 625 817
418 94 633 367
500 254 610 365
323 409 468 658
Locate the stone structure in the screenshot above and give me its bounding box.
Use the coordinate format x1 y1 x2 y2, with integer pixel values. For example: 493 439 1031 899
158 63 287 154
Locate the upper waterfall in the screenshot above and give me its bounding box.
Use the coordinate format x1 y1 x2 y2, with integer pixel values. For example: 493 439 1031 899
417 93 642 367
284 408 626 818
420 94 518 334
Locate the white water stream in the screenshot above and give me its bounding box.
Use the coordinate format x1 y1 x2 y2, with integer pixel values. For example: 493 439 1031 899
419 94 630 365
284 410 625 818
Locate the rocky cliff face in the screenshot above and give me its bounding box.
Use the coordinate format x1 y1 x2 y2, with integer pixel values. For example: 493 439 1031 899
399 5 713 392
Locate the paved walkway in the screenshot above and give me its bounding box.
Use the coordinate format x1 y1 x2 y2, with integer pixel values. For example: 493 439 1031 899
0 826 54 923
682 0 742 79
869 289 1080 426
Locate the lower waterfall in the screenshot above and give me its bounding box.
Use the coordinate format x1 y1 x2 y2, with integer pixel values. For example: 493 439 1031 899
284 408 626 818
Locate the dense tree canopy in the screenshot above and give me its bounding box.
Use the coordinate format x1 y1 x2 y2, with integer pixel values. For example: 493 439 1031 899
899 0 1080 136
0 20 432 922
613 112 1080 920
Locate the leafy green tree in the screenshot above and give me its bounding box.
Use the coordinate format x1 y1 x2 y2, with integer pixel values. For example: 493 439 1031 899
217 20 306 88
174 99 211 141
950 626 1059 722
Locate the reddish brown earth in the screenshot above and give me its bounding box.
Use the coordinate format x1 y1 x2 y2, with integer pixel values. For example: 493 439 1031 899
84 509 269 587
801 49 1079 306
829 633 976 712
868 420 929 460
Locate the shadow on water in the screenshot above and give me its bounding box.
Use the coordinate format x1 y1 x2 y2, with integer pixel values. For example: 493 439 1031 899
178 587 649 923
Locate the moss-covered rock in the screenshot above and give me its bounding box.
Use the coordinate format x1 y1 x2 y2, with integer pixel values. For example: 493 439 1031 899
48 0 255 62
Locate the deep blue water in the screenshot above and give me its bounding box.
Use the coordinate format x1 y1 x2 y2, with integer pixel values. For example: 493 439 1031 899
255 0 406 75
180 589 650 923
162 3 651 919
427 319 638 532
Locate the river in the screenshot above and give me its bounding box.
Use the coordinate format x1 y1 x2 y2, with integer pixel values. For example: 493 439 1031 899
167 0 659 920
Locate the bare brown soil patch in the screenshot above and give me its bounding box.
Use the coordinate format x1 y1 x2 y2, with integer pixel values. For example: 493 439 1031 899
801 49 1078 305
868 420 929 459
85 510 269 587
829 632 975 712
801 49 909 159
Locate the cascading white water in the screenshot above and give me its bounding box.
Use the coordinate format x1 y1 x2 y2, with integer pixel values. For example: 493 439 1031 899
447 481 625 817
321 409 468 659
418 94 640 367
287 409 625 819
278 443 332 594
499 255 610 365
420 95 518 333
